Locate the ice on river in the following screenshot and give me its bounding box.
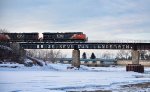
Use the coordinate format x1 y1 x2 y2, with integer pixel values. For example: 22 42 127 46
0 63 150 92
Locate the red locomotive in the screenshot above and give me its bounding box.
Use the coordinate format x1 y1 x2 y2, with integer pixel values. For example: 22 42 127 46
71 34 86 40
43 32 87 42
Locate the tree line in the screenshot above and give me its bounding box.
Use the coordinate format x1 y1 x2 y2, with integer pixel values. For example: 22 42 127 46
26 49 67 63
82 50 150 60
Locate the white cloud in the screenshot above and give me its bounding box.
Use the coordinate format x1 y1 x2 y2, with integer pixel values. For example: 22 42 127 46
61 14 150 40
0 0 150 40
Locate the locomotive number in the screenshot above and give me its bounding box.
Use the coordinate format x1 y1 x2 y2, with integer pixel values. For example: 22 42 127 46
17 34 24 39
57 34 64 38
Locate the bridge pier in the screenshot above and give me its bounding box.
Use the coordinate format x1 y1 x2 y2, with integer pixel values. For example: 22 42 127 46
10 43 26 63
132 50 139 64
72 49 80 68
126 49 144 73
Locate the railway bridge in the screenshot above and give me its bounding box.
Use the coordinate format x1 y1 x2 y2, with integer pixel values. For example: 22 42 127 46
20 40 150 72
1 40 150 73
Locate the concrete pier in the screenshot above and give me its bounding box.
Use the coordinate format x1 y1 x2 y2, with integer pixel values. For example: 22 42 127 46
10 43 26 63
72 49 80 68
132 50 139 64
126 49 144 73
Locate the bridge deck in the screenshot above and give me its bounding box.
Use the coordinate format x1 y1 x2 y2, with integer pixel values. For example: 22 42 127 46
0 41 150 50
19 42 150 50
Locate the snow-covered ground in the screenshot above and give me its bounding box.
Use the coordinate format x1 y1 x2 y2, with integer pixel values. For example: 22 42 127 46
0 63 150 92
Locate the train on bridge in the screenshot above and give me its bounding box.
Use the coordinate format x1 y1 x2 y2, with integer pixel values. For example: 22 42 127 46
0 32 87 42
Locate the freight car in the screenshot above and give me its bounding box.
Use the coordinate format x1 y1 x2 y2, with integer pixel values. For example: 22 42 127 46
42 32 87 42
3 33 39 42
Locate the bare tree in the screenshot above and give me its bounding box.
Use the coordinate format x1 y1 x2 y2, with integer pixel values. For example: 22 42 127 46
140 50 150 60
47 50 59 63
124 50 131 60
26 49 67 63
147 50 150 60
116 51 121 59
116 50 131 60
102 52 111 59
139 50 147 60
0 29 9 33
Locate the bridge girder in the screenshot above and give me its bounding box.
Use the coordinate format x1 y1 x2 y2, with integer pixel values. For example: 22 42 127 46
18 42 150 50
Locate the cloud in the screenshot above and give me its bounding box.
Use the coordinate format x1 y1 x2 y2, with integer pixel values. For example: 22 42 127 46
0 0 150 40
56 13 150 40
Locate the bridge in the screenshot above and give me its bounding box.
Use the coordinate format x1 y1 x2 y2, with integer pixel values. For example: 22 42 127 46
1 40 150 73
19 41 150 50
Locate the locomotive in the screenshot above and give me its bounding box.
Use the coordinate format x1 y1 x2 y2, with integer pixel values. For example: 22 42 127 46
43 32 87 42
0 32 87 42
1 33 39 42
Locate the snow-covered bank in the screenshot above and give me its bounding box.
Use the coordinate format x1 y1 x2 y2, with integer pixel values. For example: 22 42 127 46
0 63 87 71
0 64 150 92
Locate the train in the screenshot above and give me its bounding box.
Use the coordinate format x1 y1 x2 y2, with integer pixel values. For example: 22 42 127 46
43 32 87 42
0 32 87 42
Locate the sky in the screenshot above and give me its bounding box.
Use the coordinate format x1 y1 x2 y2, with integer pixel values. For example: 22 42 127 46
0 0 150 40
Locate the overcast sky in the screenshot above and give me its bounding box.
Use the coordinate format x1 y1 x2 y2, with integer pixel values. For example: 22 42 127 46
0 0 150 40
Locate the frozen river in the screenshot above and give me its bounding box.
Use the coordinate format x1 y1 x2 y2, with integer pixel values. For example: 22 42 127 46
0 64 150 92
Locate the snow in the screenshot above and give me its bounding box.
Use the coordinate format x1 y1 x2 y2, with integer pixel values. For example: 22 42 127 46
0 63 150 92
0 45 12 51
26 56 44 66
24 59 33 63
